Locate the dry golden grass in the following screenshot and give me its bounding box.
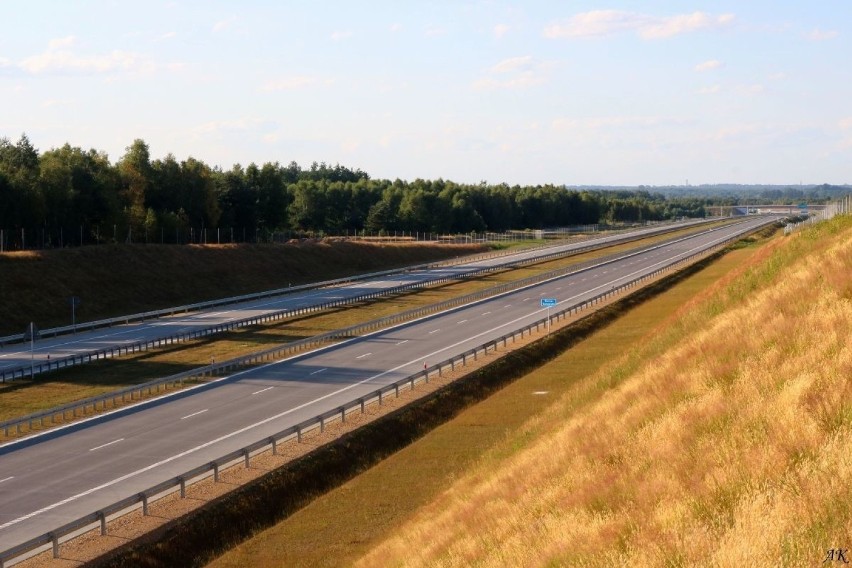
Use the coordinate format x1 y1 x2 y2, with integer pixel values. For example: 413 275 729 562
354 216 852 568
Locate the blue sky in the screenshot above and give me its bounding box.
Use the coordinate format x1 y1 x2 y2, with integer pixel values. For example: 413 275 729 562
0 1 849 185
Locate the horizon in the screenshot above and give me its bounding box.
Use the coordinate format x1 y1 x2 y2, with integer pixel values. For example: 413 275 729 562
1 1 849 187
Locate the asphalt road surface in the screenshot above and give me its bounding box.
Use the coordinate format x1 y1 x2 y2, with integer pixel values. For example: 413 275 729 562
0 215 777 556
0 220 713 377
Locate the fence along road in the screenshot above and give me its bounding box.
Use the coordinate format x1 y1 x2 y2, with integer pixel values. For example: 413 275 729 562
0 219 718 381
0 216 779 564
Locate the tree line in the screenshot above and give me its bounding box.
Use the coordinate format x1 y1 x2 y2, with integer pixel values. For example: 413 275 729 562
0 135 708 249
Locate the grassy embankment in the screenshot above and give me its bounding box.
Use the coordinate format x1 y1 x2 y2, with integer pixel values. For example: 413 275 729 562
0 240 493 335
340 216 852 567
0 225 718 423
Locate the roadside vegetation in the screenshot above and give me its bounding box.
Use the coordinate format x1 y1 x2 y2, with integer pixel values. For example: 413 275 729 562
347 215 852 566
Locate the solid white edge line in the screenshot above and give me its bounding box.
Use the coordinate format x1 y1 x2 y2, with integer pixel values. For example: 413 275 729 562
0 476 14 484
251 387 274 395
356 353 372 359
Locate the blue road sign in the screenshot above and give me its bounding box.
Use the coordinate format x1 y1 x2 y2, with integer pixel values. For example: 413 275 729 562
540 298 557 307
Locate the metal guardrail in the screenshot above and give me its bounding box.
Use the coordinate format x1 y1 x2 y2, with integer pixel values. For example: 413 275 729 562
0 218 777 567
0 221 748 438
0 217 776 568
0 220 720 382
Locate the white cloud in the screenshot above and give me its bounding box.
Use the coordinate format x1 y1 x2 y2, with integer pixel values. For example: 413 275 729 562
696 85 721 95
42 98 73 108
713 123 761 142
262 75 322 91
12 39 179 76
491 56 533 74
20 48 155 74
424 26 447 37
157 31 177 41
330 30 353 41
544 10 734 40
195 118 277 136
473 56 550 90
48 36 76 50
739 84 765 95
493 24 510 39
212 18 236 33
695 59 723 72
805 28 838 41
551 115 685 132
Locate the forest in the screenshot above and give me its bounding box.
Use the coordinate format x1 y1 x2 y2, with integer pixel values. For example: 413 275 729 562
0 135 711 249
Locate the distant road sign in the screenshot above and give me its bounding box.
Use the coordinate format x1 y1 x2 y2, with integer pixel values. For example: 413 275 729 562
540 298 557 308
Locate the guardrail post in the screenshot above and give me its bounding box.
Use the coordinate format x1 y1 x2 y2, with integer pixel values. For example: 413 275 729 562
271 437 278 456
50 532 59 558
395 384 400 397
340 407 346 423
378 390 383 405
179 477 186 498
243 449 251 468
320 416 325 433
141 493 149 516
360 398 365 413
98 511 108 535
297 426 302 442
213 463 220 482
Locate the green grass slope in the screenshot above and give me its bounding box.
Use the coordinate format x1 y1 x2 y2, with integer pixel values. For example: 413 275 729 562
0 241 487 335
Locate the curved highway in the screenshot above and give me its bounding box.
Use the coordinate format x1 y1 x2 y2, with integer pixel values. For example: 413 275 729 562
0 216 777 556
0 220 715 377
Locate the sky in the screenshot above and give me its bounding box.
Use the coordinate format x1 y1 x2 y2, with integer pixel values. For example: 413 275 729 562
0 1 850 186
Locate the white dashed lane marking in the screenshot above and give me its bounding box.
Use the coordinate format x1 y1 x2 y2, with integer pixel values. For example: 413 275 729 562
89 438 124 452
180 410 208 421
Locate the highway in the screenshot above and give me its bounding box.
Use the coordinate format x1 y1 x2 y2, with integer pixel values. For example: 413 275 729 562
0 220 714 378
0 215 777 556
